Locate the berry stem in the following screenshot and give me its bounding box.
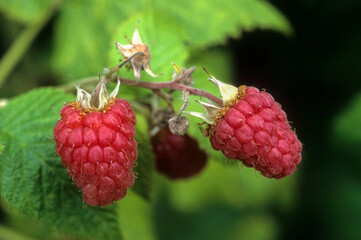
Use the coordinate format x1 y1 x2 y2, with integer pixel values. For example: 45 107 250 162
116 76 223 106
60 56 224 107
102 52 145 84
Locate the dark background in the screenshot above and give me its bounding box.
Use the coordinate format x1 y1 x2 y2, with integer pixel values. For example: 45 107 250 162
233 0 361 239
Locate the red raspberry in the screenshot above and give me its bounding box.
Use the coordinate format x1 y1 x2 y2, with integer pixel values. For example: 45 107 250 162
151 128 208 179
207 86 302 179
54 98 137 206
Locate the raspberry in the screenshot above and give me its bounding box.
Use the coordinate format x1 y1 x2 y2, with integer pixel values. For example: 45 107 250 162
54 82 137 206
207 86 302 179
151 128 208 179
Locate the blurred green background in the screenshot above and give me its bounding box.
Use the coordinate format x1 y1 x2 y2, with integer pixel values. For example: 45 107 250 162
0 0 361 240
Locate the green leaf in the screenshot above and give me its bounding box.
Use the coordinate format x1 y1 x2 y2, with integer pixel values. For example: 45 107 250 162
333 93 361 143
0 143 4 155
131 112 155 200
51 1 164 81
0 0 53 24
0 225 33 240
109 10 190 83
51 1 112 80
188 47 234 86
332 92 361 169
152 0 292 48
164 160 297 213
153 160 296 240
224 213 279 240
51 0 289 81
0 88 122 240
51 0 137 81
110 83 151 103
117 192 157 240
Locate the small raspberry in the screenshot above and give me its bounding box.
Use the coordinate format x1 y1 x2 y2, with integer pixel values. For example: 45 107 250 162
54 82 137 206
151 128 208 179
207 86 302 179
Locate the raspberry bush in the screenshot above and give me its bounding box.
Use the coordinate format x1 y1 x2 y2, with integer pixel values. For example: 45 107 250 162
0 1 309 239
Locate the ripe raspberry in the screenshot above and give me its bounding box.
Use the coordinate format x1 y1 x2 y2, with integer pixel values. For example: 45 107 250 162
54 82 137 206
151 128 208 179
207 86 302 179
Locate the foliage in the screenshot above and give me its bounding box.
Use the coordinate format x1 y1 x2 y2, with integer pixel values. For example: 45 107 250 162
0 0 53 24
49 0 291 80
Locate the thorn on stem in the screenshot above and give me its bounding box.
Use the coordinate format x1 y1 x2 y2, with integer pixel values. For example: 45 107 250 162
202 66 212 77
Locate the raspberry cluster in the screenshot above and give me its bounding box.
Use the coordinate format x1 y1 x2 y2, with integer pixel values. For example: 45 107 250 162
209 87 302 179
54 99 137 206
151 128 207 179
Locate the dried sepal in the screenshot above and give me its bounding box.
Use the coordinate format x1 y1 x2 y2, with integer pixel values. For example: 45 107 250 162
75 80 120 112
168 115 189 135
179 70 246 137
195 100 221 119
115 25 159 81
143 63 158 78
132 27 142 45
201 67 238 106
182 111 214 124
76 86 92 110
207 75 238 106
109 80 121 99
91 82 109 109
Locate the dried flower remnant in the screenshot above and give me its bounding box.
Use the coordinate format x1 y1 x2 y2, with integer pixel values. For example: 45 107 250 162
115 26 159 81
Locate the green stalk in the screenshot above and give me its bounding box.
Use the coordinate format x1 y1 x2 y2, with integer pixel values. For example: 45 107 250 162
0 0 61 89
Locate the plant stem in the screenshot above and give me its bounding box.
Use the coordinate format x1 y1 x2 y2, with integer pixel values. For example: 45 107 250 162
59 53 223 106
0 0 61 89
59 71 223 107
117 77 223 106
62 75 223 106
